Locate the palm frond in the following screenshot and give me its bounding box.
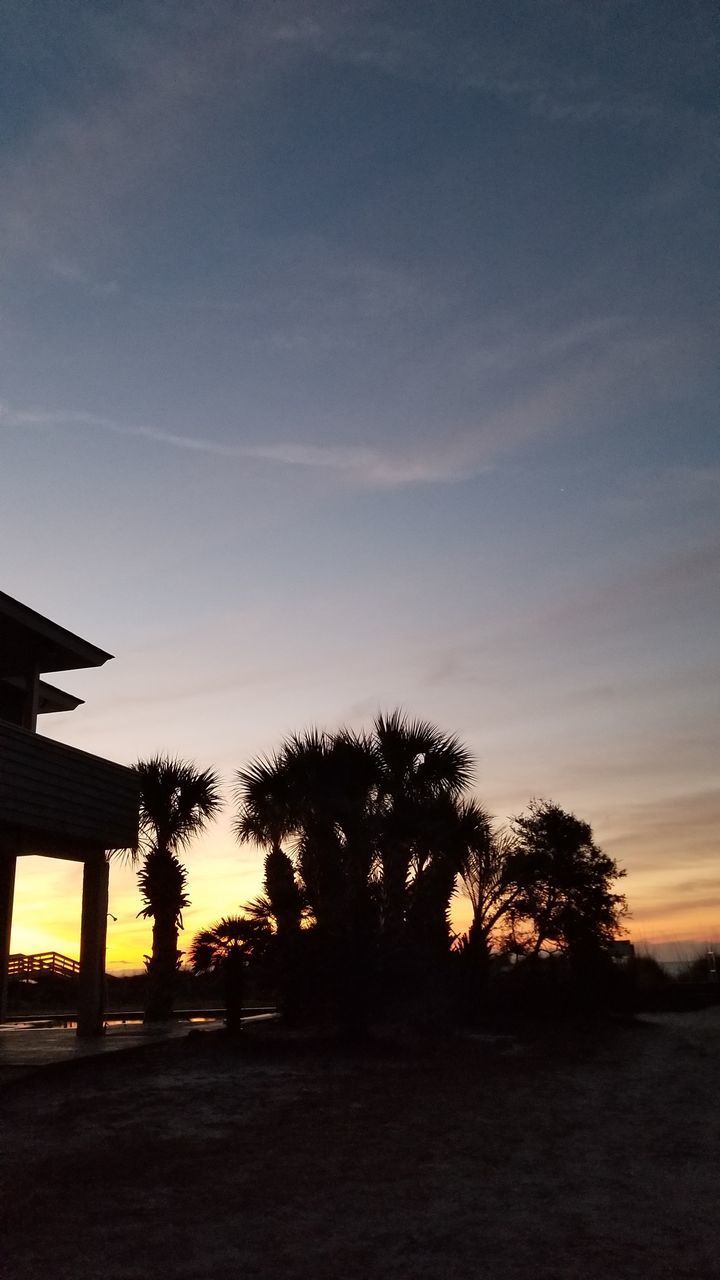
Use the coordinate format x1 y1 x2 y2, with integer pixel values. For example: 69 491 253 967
233 747 297 847
188 914 272 973
135 755 223 855
374 709 474 795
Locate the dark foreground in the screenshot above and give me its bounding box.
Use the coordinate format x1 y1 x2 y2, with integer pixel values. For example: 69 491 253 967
1 1009 718 1280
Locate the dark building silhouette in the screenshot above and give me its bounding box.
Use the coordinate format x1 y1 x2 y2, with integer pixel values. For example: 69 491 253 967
0 592 138 1035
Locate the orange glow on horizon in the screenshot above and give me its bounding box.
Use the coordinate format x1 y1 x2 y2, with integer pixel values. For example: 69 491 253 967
9 849 719 974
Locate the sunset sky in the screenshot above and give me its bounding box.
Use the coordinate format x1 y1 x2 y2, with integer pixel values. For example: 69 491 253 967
2 1 718 971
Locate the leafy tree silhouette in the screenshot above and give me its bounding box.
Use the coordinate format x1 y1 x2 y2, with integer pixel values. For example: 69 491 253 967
507 798 628 965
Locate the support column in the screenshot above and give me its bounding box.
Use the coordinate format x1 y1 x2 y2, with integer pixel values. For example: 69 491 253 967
0 850 17 1023
20 664 40 732
77 852 109 1037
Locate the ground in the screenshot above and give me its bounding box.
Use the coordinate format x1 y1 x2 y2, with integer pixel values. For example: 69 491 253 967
1 1009 719 1280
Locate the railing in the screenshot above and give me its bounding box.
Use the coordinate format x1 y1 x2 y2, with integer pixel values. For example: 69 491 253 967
8 952 80 978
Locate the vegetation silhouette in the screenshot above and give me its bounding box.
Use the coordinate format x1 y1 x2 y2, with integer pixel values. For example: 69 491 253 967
189 915 271 1033
504 799 627 962
231 711 628 1033
233 714 477 1033
133 755 222 1021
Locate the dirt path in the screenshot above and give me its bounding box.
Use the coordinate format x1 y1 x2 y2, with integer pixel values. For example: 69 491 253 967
1 1011 718 1280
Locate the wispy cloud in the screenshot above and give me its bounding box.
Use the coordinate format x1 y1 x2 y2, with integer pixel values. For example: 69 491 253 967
605 789 720 865
48 258 120 297
0 2 296 270
462 314 632 378
0 297 705 490
177 239 435 356
4 0 713 286
609 465 720 517
271 3 710 130
545 538 720 637
0 403 472 487
0 362 630 488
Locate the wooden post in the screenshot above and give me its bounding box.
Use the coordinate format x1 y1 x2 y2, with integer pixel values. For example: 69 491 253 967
0 850 17 1023
21 664 40 733
77 852 109 1037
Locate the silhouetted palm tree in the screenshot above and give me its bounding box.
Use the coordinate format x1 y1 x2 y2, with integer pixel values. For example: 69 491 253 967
236 728 380 1031
235 745 309 1018
189 915 271 1033
236 729 379 933
235 712 477 1028
374 711 473 958
455 805 519 961
135 755 222 1021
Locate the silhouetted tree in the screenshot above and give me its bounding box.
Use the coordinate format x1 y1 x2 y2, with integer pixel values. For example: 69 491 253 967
241 847 308 1021
235 712 477 1029
236 728 380 1033
375 711 473 958
507 799 627 966
189 915 271 1033
454 805 518 962
235 722 632 1026
135 755 222 1021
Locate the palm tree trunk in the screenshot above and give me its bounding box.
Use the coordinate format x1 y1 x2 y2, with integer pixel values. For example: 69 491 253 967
224 949 244 1034
265 846 303 1023
468 918 491 968
145 910 180 1021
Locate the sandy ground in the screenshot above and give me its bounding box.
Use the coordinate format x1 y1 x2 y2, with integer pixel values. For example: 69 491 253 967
1 1009 719 1280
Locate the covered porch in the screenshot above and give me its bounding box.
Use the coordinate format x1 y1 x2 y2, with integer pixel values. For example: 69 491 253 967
0 590 139 1035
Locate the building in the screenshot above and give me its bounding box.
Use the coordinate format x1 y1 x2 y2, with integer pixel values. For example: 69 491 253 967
0 591 139 1035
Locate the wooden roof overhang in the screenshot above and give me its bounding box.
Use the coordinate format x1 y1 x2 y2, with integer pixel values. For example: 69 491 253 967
0 677 83 716
0 591 112 678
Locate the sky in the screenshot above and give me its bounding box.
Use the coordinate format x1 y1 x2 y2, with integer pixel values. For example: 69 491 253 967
2 0 718 972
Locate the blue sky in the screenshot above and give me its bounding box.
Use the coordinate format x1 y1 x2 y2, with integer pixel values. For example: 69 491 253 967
2 0 718 967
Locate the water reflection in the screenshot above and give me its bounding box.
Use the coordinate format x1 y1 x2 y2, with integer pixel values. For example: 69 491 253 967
4 1014 221 1031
